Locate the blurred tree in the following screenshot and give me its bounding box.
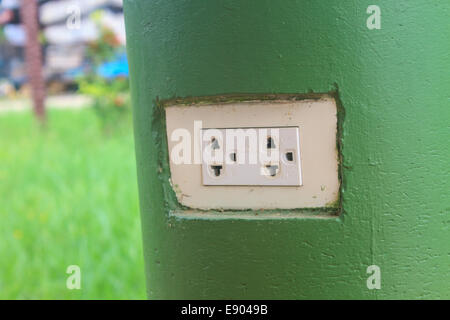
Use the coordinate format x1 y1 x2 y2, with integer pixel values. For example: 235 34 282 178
77 11 130 133
20 0 45 122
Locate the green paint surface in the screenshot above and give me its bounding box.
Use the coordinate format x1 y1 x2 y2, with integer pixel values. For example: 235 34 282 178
123 0 450 299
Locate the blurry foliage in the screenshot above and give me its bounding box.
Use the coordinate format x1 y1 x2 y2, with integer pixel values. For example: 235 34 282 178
77 75 130 133
86 28 121 66
77 11 130 132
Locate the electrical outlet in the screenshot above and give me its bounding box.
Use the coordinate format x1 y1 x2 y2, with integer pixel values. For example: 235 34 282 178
201 127 302 186
165 97 339 210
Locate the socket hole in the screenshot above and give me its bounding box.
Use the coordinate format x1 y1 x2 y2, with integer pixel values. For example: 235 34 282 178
210 137 220 150
264 165 279 177
210 165 223 177
229 152 237 162
267 136 276 149
285 152 294 162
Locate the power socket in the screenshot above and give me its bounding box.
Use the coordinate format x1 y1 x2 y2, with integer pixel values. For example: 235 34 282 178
201 127 302 186
165 98 339 210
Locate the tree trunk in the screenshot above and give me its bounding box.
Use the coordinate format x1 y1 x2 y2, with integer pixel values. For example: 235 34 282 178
20 0 45 122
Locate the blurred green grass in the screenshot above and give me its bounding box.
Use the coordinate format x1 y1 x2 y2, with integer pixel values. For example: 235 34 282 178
0 108 146 299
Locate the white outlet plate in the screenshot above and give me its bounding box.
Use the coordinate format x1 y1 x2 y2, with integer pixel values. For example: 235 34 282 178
165 97 339 210
201 127 302 186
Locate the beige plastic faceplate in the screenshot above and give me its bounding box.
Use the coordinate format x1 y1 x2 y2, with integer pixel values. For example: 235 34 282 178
165 98 339 210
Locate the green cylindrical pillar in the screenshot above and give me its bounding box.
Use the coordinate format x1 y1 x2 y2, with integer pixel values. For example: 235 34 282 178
124 0 449 299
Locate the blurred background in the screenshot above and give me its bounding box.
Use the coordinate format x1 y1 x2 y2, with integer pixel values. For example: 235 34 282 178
0 0 145 299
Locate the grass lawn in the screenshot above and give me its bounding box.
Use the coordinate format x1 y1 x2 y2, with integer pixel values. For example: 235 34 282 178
0 108 146 299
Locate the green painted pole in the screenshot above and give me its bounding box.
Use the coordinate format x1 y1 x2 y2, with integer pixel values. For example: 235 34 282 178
123 0 450 299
